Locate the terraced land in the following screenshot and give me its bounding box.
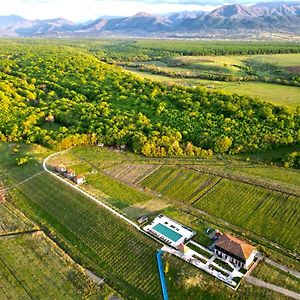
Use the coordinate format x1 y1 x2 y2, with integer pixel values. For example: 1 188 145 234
197 179 300 253
0 232 103 299
9 172 161 300
140 166 220 204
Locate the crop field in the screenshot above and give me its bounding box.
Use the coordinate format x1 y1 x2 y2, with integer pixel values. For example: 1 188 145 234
0 232 104 299
9 172 161 300
252 262 300 294
104 163 162 185
196 179 300 253
85 172 152 207
132 163 300 253
0 201 36 235
140 166 220 204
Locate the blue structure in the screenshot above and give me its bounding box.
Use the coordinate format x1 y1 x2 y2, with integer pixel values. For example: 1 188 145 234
156 250 169 300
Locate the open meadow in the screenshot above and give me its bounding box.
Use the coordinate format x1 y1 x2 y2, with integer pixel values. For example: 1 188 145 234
122 48 300 108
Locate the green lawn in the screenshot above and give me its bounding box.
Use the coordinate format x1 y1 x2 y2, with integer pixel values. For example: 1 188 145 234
0 233 107 299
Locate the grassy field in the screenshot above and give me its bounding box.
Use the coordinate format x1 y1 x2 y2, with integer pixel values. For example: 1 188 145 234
0 232 106 299
252 262 300 294
125 52 300 108
128 69 300 108
0 201 36 235
86 172 151 207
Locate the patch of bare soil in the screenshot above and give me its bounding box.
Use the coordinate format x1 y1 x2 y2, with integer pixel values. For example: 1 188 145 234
0 183 6 203
286 66 300 74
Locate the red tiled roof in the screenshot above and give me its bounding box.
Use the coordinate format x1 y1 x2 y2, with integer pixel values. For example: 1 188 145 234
215 233 255 260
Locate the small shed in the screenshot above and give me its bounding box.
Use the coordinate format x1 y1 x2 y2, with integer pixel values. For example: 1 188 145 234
137 215 148 224
65 169 76 179
73 175 86 185
177 244 189 254
55 164 66 173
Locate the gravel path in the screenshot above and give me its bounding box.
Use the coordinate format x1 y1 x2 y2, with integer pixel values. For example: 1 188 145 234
245 276 300 300
265 258 300 280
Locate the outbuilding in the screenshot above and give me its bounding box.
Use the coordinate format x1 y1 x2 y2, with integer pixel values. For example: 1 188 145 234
137 215 148 224
65 169 76 179
73 175 86 185
55 164 67 173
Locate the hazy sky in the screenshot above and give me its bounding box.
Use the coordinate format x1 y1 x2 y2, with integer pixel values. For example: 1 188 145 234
1 0 296 22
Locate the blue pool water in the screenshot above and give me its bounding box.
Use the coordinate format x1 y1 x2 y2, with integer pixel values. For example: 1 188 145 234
153 223 182 242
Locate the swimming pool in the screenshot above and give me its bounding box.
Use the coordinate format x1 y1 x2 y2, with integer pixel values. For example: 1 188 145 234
153 223 183 242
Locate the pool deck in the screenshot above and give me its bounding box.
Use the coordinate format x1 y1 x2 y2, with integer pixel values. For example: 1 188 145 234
144 214 195 247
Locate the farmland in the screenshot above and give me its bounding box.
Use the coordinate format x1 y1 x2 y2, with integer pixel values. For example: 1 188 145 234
141 166 221 204
0 232 105 299
139 165 300 254
196 179 300 253
8 172 161 300
54 146 300 258
1 141 300 299
125 52 300 108
0 201 36 235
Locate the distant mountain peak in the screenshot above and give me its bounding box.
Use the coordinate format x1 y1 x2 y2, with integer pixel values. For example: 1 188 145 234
209 4 254 19
0 1 300 37
133 12 155 18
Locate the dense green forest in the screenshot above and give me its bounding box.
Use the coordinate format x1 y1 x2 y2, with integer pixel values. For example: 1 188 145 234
0 41 299 159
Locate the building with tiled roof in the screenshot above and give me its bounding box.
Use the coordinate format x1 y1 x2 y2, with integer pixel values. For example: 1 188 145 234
214 233 256 269
55 164 66 173
73 175 86 185
64 169 76 179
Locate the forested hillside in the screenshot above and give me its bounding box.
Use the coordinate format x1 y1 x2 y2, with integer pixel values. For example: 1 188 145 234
0 42 299 157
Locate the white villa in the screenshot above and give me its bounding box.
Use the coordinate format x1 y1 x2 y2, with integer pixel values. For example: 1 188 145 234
214 233 256 269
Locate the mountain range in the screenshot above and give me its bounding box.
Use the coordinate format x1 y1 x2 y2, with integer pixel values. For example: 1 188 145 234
1 2 300 37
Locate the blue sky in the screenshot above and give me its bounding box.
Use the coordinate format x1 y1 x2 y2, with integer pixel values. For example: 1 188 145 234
1 0 296 21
